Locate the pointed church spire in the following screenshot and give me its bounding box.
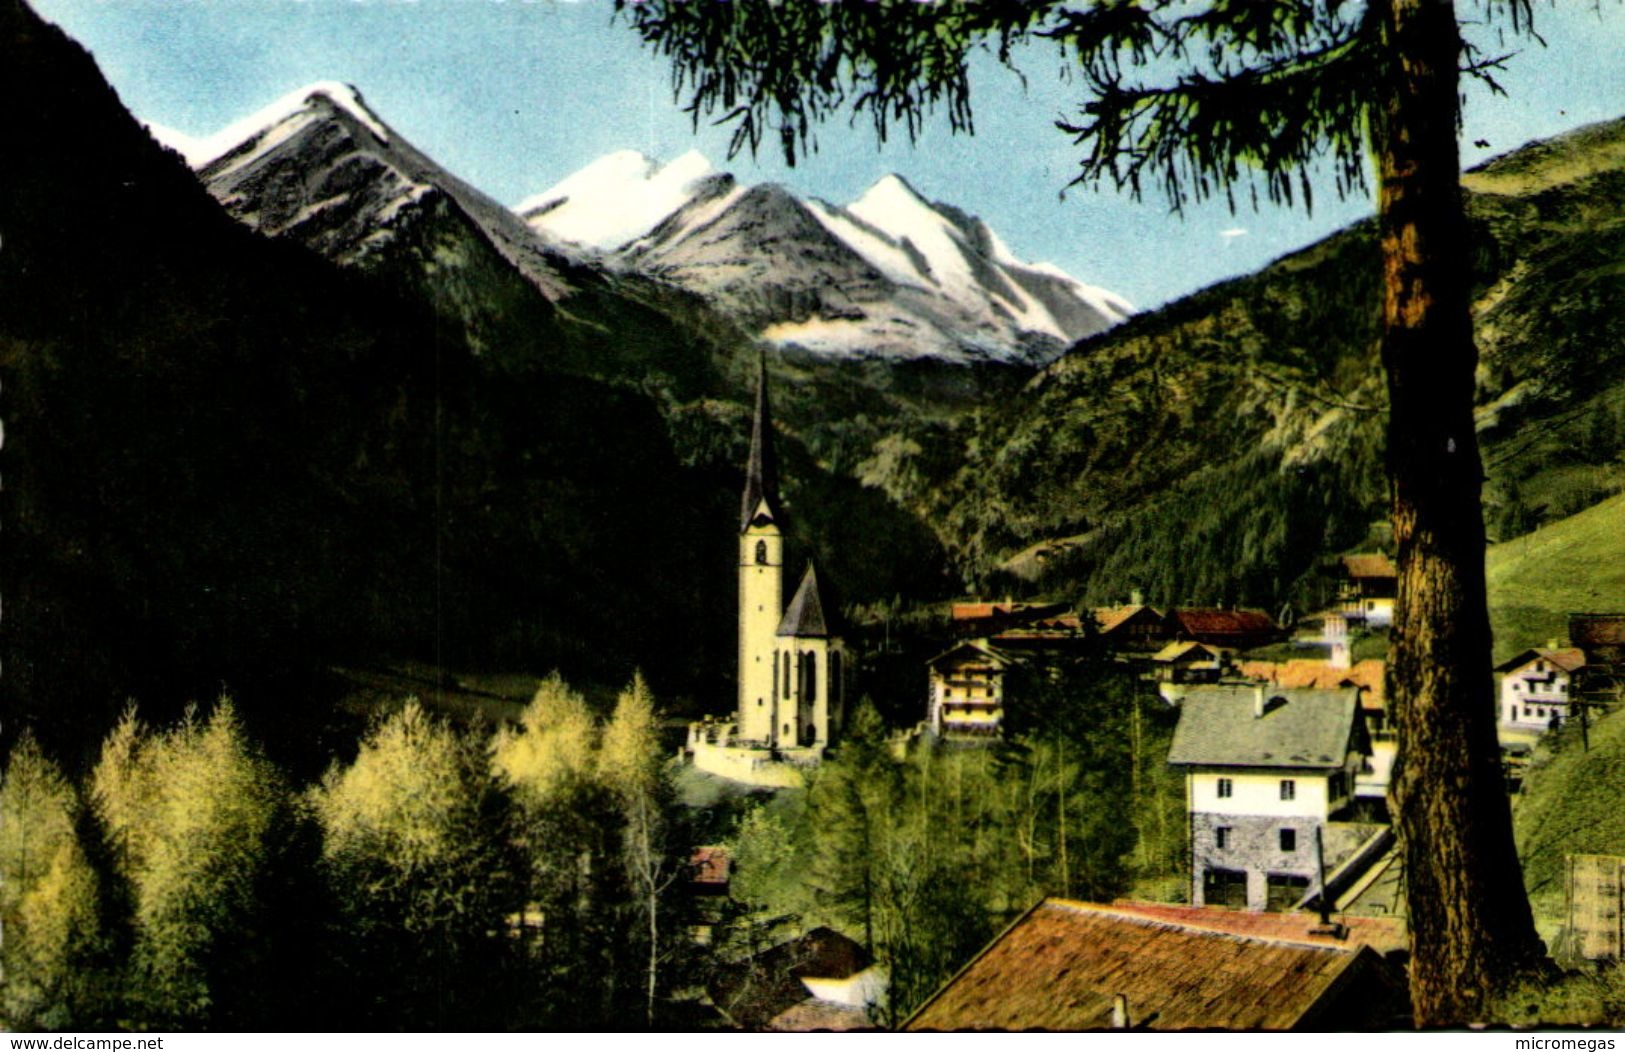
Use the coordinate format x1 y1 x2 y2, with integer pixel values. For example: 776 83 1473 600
740 353 781 533
777 562 834 638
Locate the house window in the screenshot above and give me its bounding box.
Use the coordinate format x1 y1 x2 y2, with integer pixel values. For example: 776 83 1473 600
1215 827 1232 850
1329 772 1345 799
1513 682 1522 692
755 539 768 565
1216 777 1234 799
1279 779 1296 801
1279 828 1297 852
1537 661 1546 673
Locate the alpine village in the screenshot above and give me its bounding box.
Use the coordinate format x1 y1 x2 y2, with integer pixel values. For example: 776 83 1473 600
3 0 1625 1034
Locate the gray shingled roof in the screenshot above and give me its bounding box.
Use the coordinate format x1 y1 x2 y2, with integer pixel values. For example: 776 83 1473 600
778 563 833 638
740 355 781 533
1168 685 1363 769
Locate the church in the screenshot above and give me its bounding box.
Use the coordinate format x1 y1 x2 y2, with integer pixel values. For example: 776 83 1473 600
736 358 847 753
688 359 847 783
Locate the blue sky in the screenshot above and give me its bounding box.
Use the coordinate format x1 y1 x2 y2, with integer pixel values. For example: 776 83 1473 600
32 0 1625 309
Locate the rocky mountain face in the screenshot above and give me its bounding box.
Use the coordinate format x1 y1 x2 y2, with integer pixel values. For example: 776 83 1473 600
881 117 1625 613
520 149 1131 365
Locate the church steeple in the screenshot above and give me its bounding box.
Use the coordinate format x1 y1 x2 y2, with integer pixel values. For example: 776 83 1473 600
740 355 781 533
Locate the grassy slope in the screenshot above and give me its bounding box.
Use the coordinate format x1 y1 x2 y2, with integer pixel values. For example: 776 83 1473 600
1512 704 1625 941
1487 491 1625 662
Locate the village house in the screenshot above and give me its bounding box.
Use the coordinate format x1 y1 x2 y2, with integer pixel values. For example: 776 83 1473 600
707 926 884 1031
1235 617 1393 801
1336 553 1398 627
1091 601 1169 651
1168 684 1376 911
925 639 1012 740
904 899 1409 1031
1148 639 1227 703
1165 607 1283 651
1496 646 1586 733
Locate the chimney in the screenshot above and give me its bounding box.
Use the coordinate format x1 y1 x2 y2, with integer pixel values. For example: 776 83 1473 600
1110 994 1130 1029
1254 683 1266 719
1546 638 1560 650
1130 588 1144 607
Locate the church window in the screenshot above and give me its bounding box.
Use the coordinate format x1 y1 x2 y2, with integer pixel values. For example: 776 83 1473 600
755 540 768 565
772 655 778 698
783 652 791 698
804 652 818 701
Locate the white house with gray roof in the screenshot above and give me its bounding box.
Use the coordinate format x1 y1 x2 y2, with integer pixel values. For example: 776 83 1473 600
1169 684 1371 911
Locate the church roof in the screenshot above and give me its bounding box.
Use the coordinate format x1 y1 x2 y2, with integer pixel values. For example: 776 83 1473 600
778 563 835 639
740 355 781 533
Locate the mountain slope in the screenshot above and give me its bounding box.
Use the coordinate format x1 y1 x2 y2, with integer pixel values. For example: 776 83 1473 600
620 168 1129 365
0 0 740 759
895 116 1625 612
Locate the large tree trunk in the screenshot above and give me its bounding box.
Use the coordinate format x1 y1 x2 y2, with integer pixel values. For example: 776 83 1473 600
1374 0 1546 1025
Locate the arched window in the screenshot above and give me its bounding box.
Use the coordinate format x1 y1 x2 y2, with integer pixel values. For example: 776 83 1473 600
782 652 791 699
755 539 768 564
771 651 778 699
804 651 818 703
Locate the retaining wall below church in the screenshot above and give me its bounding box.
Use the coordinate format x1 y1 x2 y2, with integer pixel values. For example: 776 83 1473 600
690 740 807 788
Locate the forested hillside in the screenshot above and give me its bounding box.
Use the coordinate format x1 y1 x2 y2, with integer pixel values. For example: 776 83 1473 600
870 118 1625 612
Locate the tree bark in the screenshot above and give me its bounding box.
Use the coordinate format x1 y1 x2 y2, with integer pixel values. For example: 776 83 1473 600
1374 0 1546 1025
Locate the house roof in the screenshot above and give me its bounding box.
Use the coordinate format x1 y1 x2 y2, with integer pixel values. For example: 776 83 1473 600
1341 553 1397 580
926 639 1015 670
1105 901 1408 956
1495 647 1586 675
691 845 731 887
1094 604 1164 635
740 355 781 533
767 999 872 1032
1233 658 1387 712
904 899 1405 1031
1167 685 1364 769
778 563 834 638
1151 640 1221 664
709 927 871 1030
1168 608 1278 639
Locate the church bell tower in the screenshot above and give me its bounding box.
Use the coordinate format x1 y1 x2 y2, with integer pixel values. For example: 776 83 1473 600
738 357 783 743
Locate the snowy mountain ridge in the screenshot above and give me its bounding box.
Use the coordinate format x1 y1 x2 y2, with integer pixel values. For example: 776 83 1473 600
164 81 1132 365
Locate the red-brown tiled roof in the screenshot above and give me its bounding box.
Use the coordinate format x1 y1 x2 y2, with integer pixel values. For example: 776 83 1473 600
1235 658 1387 711
691 845 731 886
1341 553 1397 580
905 899 1406 1031
767 999 873 1032
1169 608 1278 638
951 602 1029 621
1105 901 1408 956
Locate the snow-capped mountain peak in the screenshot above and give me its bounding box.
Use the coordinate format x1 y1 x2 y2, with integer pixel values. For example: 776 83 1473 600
517 148 729 252
153 81 388 169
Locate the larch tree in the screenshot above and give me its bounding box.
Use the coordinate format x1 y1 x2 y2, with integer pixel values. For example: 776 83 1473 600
614 0 1554 1024
89 702 284 1028
599 672 681 1029
492 672 627 1027
314 700 522 1029
0 733 104 1029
